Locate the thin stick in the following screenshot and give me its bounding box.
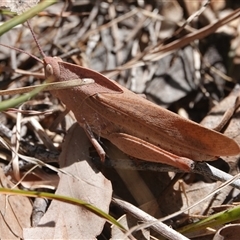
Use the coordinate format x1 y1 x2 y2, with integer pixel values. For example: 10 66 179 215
112 197 189 240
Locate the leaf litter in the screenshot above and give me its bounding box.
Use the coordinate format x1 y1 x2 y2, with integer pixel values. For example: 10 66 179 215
0 0 240 239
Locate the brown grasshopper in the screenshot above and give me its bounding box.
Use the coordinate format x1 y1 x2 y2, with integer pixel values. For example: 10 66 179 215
3 22 240 172
44 57 240 171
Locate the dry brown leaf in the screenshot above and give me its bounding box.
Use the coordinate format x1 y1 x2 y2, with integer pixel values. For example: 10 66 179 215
200 85 240 132
23 123 112 239
213 223 240 240
0 168 32 239
200 84 240 171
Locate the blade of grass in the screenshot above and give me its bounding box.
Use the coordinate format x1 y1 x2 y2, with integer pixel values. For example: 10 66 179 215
0 80 48 112
178 205 240 234
0 187 126 232
0 79 95 96
0 78 94 111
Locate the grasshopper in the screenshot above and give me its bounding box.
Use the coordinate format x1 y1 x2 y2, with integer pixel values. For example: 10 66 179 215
44 57 239 171
2 22 240 172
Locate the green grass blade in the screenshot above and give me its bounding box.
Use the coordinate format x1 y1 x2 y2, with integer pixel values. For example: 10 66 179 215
0 187 126 232
0 82 46 111
178 205 240 234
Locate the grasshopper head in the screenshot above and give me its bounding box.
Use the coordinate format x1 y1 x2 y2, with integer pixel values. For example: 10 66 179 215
43 56 62 82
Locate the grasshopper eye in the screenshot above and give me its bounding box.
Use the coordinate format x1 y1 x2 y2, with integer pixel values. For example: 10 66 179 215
46 64 53 75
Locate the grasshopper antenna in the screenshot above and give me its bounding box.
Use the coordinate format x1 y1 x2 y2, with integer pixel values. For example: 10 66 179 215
26 20 46 58
0 20 46 64
0 43 43 64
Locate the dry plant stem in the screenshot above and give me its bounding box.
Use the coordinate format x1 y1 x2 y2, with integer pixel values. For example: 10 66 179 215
76 0 100 39
0 123 12 139
11 106 22 181
108 8 240 74
194 163 240 190
0 79 95 96
213 96 240 132
0 123 59 164
81 8 139 42
28 117 57 151
112 197 190 240
96 158 240 190
0 136 84 184
147 8 240 58
174 0 210 36
112 14 148 53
